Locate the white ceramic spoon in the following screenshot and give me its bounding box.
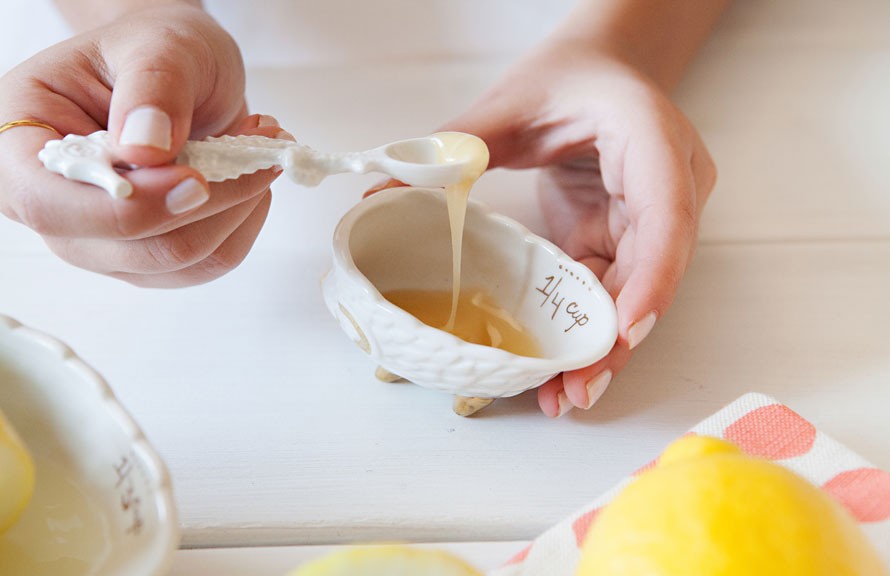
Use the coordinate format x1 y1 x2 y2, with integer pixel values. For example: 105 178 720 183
38 130 482 198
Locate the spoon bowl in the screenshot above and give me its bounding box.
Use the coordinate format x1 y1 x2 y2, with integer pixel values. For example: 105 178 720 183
373 132 487 187
372 137 465 187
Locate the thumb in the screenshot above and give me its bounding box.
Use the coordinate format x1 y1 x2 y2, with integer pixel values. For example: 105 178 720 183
106 55 199 167
441 93 557 171
438 107 519 170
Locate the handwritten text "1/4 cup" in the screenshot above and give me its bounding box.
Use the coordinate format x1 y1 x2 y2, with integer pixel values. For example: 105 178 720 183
536 275 589 333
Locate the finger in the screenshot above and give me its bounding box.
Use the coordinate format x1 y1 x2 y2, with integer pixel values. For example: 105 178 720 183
363 178 407 198
615 134 698 350
536 341 633 416
105 14 247 164
441 91 598 171
4 158 209 239
109 190 272 288
235 113 281 133
438 78 562 171
439 113 528 171
0 126 193 238
690 136 718 218
537 376 568 418
560 344 633 410
0 45 111 138
0 125 63 224
3 115 289 240
146 114 292 236
106 51 202 165
46 189 271 277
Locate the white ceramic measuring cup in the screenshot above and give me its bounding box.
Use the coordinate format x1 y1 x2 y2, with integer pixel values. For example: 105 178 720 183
322 186 619 416
38 131 482 198
0 314 179 575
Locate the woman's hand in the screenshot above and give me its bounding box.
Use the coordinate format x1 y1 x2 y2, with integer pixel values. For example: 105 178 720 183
0 3 286 287
444 42 717 416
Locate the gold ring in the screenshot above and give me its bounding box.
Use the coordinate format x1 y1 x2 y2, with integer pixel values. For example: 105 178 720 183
0 119 61 136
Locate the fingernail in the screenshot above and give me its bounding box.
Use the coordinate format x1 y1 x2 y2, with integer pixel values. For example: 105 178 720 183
556 391 574 418
257 114 279 128
166 178 209 214
275 129 296 141
120 106 172 151
364 178 403 198
584 369 612 409
628 311 657 350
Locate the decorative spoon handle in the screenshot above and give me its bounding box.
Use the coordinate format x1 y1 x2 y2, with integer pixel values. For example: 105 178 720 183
38 132 134 198
38 131 371 198
177 134 339 186
39 130 476 198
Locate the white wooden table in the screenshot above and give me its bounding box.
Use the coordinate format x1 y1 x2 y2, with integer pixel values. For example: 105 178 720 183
1 1 888 573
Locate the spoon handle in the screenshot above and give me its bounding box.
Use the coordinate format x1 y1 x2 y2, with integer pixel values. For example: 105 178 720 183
38 132 135 198
178 135 292 180
38 131 343 197
178 134 334 186
181 135 381 186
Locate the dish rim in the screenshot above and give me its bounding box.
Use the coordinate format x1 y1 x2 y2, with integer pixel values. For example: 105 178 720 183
0 313 180 576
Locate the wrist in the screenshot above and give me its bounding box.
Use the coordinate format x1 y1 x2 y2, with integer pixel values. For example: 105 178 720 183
542 0 731 92
540 27 679 94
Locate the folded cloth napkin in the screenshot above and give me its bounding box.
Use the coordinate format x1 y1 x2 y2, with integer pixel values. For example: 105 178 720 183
489 392 890 575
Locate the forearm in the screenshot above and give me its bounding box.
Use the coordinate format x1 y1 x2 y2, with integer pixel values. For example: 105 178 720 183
52 0 203 33
550 0 731 91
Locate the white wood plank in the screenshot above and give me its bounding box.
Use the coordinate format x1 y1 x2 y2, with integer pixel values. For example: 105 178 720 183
1 241 887 547
681 0 890 243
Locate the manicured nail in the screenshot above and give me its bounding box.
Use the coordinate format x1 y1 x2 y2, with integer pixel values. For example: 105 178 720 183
628 311 657 350
257 114 279 128
166 178 209 215
556 391 574 418
364 178 403 198
275 129 296 141
120 106 172 150
584 370 613 409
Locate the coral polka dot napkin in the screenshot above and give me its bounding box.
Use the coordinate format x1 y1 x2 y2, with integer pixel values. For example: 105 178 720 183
488 393 890 575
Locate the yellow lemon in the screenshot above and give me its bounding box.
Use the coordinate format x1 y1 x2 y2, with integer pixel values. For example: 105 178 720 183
577 436 888 576
289 544 482 576
0 408 35 534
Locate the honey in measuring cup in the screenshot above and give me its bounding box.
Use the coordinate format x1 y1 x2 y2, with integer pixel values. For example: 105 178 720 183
383 289 542 358
383 132 542 358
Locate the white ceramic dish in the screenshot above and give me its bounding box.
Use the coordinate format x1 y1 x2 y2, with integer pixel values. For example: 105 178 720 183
0 314 178 576
322 187 618 412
